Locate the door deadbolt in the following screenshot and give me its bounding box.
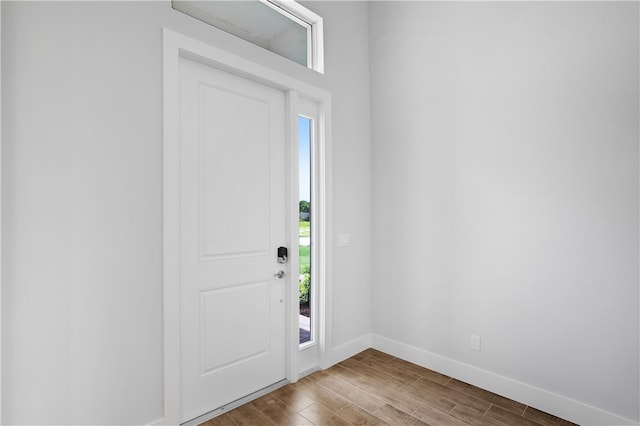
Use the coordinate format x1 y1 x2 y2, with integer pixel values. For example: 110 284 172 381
274 270 286 279
277 247 288 264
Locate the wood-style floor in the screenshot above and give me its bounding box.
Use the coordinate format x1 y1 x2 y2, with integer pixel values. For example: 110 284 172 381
201 348 577 426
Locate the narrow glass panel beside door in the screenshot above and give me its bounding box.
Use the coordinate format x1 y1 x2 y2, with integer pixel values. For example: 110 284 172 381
298 116 312 345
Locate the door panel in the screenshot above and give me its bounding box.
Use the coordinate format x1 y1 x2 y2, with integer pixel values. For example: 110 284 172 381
200 282 270 374
199 82 270 257
179 56 287 423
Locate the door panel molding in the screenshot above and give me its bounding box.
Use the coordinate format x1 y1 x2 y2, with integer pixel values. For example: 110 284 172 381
162 28 332 425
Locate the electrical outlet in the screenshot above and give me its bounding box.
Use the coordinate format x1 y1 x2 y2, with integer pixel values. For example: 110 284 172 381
470 334 481 351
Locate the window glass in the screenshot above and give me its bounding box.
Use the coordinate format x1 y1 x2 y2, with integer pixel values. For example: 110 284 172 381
173 1 310 68
298 116 312 345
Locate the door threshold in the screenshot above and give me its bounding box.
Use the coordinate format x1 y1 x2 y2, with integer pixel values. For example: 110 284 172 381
181 379 289 426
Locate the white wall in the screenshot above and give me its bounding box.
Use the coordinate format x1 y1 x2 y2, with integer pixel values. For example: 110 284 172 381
6 1 637 424
303 1 372 353
1 1 371 424
369 2 639 424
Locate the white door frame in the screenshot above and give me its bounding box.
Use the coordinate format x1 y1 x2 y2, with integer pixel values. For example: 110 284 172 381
162 28 332 425
0 3 3 423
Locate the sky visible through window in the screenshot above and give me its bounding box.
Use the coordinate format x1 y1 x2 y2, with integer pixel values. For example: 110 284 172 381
299 116 311 202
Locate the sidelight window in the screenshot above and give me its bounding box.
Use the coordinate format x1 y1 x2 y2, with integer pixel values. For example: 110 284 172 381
298 116 313 345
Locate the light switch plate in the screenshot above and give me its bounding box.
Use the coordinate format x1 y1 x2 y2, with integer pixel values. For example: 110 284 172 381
470 334 481 351
337 233 350 246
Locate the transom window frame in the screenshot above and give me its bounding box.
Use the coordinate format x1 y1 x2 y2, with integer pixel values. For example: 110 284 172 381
262 0 324 73
173 0 324 74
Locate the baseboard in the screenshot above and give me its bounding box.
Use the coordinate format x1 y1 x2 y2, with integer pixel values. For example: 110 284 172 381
299 366 322 379
325 333 371 368
146 418 165 426
371 334 638 426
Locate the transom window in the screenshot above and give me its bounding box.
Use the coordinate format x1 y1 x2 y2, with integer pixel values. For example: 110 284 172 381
172 0 324 73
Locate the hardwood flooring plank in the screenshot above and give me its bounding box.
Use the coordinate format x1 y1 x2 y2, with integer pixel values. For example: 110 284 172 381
260 400 315 425
313 370 387 413
486 405 545 426
248 392 281 411
299 402 350 425
226 403 277 426
200 413 237 426
336 404 391 426
372 404 430 426
323 415 354 426
522 407 578 426
360 348 395 362
292 377 351 412
331 368 422 414
267 385 315 412
401 384 457 414
339 357 366 370
366 385 423 415
350 350 370 362
360 356 421 384
412 403 468 426
387 358 451 385
446 378 526 415
449 405 507 426
349 378 422 414
303 369 332 383
414 377 492 413
339 357 409 390
328 363 365 382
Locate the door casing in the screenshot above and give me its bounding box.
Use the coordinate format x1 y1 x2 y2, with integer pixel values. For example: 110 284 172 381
0 4 3 423
162 28 332 425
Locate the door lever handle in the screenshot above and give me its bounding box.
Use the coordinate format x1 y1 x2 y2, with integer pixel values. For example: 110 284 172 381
273 270 286 279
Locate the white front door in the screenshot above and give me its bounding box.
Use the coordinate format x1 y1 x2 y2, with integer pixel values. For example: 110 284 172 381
178 56 288 424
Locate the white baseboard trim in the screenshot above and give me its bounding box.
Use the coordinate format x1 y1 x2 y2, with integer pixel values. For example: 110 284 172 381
325 333 371 368
300 366 322 379
371 334 638 426
146 418 165 426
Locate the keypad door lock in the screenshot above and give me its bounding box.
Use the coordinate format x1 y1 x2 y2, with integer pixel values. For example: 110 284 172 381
277 246 288 264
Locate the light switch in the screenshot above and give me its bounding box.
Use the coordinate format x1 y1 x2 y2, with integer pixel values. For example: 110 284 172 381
470 334 481 351
337 233 350 247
